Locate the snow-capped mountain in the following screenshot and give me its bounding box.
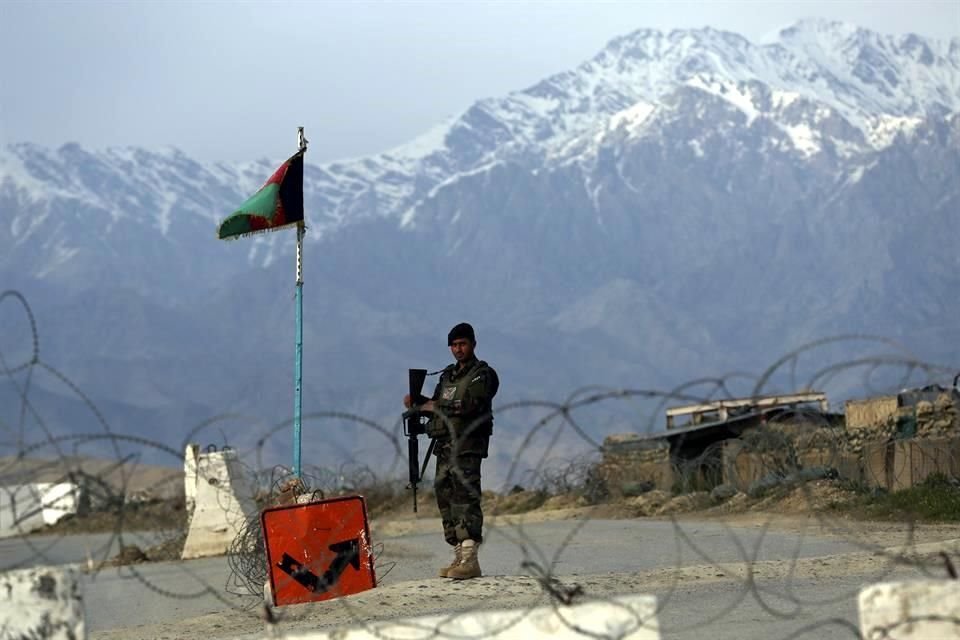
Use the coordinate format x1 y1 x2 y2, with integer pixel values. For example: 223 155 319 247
1 19 957 466
4 20 957 261
322 19 959 236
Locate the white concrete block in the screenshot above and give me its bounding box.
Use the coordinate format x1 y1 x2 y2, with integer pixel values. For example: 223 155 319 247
40 482 82 525
248 593 659 639
0 566 85 639
184 443 200 513
859 579 960 639
181 448 258 559
0 482 81 538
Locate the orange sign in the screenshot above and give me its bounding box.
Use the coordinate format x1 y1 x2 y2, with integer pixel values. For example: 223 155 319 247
261 495 376 607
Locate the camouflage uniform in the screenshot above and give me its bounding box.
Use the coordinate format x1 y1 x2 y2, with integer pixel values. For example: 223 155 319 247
426 355 499 545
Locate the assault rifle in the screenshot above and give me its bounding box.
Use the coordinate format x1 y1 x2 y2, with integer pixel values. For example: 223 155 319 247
402 368 435 512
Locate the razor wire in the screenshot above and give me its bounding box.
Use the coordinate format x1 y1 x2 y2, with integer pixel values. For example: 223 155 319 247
2 288 959 640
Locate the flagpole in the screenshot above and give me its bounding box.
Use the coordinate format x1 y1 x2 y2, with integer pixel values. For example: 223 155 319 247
293 126 307 478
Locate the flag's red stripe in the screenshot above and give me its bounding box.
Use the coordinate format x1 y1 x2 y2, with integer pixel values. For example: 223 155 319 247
264 161 289 187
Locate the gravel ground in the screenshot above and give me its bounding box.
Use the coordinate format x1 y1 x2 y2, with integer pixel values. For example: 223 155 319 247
80 510 960 640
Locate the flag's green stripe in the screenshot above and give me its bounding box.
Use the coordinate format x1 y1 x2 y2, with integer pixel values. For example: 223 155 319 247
234 182 280 218
217 183 280 239
217 217 252 239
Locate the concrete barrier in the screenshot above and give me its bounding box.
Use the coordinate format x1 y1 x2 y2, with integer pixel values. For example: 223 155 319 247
181 447 258 559
0 482 81 538
0 566 85 639
859 580 960 639
244 593 659 639
184 443 200 513
0 566 656 640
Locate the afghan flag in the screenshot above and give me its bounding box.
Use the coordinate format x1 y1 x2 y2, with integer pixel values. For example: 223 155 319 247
217 151 305 240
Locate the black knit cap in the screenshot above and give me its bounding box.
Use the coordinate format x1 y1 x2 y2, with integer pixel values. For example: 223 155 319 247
447 322 476 345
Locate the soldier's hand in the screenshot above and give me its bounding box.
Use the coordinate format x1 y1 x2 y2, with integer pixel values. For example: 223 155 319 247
403 394 413 408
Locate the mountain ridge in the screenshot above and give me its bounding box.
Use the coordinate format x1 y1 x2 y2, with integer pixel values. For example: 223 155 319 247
3 19 957 255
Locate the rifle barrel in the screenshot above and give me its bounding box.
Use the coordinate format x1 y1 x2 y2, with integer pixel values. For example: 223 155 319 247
408 435 419 484
406 368 430 513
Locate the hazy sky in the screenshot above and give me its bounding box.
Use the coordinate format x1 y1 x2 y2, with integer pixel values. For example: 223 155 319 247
1 1 957 163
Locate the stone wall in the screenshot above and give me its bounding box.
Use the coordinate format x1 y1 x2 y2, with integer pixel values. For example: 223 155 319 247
844 420 897 455
597 394 958 497
846 392 958 440
915 393 959 438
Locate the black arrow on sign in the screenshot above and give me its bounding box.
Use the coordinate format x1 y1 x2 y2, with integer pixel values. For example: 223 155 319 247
276 539 360 594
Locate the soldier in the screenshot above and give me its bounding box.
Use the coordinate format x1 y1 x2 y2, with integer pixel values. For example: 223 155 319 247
403 322 499 579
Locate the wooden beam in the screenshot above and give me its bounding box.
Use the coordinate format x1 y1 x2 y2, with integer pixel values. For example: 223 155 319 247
665 392 827 418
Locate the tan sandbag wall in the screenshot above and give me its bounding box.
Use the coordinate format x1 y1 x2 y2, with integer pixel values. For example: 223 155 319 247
598 434 673 495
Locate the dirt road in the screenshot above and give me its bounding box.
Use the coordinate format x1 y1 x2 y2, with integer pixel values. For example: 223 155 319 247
67 509 959 640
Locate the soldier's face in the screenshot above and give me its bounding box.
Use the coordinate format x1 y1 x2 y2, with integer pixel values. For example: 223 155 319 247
450 338 474 363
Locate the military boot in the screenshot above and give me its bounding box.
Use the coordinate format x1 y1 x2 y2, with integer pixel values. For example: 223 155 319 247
438 543 462 578
447 539 481 580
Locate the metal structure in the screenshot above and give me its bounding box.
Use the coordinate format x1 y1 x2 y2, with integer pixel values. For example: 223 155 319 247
293 127 307 477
